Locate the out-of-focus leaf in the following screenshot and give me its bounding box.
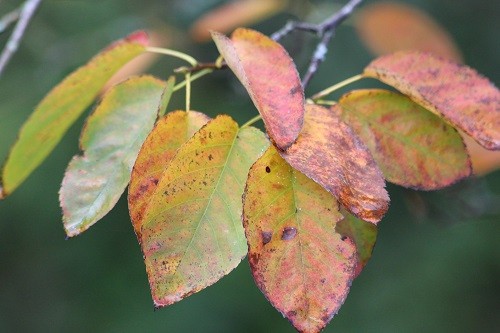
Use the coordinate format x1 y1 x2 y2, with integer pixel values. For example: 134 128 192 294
355 1 462 62
0 31 149 199
336 211 377 278
128 110 210 238
212 28 304 150
461 133 500 175
339 89 471 190
281 104 389 224
243 146 357 333
140 115 269 307
157 76 176 117
190 0 288 42
364 51 500 151
60 76 164 237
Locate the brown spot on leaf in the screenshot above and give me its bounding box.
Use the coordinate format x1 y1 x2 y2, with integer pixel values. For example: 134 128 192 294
262 231 272 245
265 166 271 173
281 227 297 241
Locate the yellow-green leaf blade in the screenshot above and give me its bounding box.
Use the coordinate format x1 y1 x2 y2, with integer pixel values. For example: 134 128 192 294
243 146 357 333
339 89 472 190
212 28 304 150
0 31 149 199
128 110 210 238
281 104 389 224
364 51 500 150
140 115 269 307
60 76 164 237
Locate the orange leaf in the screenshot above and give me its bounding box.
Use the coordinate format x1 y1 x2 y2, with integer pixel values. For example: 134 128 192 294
355 1 462 62
190 0 288 42
212 28 304 150
364 51 500 151
243 146 357 333
281 104 389 224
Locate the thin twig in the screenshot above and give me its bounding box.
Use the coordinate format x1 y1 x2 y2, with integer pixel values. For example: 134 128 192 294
0 0 42 78
272 0 363 88
0 7 21 34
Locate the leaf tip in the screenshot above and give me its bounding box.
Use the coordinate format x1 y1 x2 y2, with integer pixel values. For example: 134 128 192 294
126 30 150 46
0 185 5 200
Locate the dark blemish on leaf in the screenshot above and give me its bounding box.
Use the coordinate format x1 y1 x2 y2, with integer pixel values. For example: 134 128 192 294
151 178 159 185
265 166 271 173
287 310 297 317
208 154 213 161
290 84 302 96
340 235 347 241
281 227 297 241
320 278 326 284
163 190 169 196
262 231 272 245
202 181 207 186
208 132 213 139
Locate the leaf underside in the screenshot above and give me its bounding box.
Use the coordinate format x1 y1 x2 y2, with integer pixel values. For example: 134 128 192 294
60 75 165 237
339 89 472 190
243 146 357 333
138 115 269 307
364 51 500 150
281 104 389 224
0 31 149 199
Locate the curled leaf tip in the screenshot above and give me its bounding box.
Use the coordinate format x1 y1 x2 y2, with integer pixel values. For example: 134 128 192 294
126 30 150 46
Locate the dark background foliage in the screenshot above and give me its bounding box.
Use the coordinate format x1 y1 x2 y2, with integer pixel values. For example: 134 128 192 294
0 0 498 332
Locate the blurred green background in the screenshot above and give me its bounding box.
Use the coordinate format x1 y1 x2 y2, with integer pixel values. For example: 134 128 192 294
0 0 499 332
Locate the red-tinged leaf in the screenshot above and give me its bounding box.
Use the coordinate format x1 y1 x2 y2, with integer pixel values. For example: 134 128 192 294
281 104 389 224
355 1 462 62
128 110 210 238
60 76 165 237
336 211 377 278
212 28 304 150
243 146 357 333
364 51 500 150
461 132 500 175
338 89 472 190
139 115 269 307
190 0 288 42
0 31 149 199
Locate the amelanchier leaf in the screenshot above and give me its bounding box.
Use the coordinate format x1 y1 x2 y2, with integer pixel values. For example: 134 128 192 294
0 31 149 199
243 146 357 333
212 28 304 150
139 115 269 307
355 1 462 62
60 76 165 237
128 110 210 238
336 211 377 278
281 104 389 224
364 51 500 150
338 89 472 190
157 76 176 117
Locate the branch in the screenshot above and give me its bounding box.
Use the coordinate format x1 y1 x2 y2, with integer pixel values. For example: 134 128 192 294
271 0 363 88
0 0 43 79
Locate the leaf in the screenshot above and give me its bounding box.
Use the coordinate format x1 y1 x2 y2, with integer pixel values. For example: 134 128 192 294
157 76 176 117
139 115 269 307
190 0 288 42
364 51 500 151
336 211 377 278
338 89 472 190
0 31 149 199
128 110 210 238
243 146 357 333
281 104 389 224
59 76 165 237
461 133 500 175
355 1 462 62
212 28 304 150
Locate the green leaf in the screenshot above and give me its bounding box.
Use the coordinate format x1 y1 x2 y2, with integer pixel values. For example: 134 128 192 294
336 211 377 278
212 28 304 150
364 51 500 150
339 89 472 190
281 104 389 224
128 110 210 238
243 146 357 333
157 76 176 117
60 76 165 237
0 31 149 199
139 115 269 307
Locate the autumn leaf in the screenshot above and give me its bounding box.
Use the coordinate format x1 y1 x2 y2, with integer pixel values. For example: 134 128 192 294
336 211 377 278
355 1 462 62
461 133 500 175
60 76 165 237
139 115 269 307
243 146 357 333
338 89 472 190
157 76 176 117
128 110 210 238
212 28 304 150
281 104 389 224
190 0 288 42
364 51 500 151
0 31 149 199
